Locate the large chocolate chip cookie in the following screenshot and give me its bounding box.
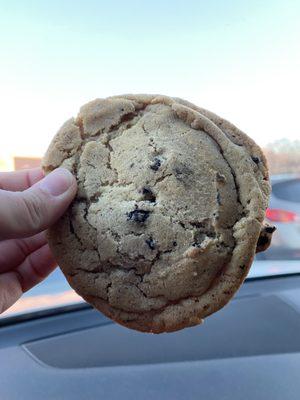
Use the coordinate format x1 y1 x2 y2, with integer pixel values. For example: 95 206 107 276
42 94 274 333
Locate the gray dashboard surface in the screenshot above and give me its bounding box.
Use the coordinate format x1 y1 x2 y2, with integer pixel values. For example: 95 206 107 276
24 295 300 368
1 275 300 399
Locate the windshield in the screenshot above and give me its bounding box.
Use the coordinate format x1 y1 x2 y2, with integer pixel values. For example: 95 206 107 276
1 1 299 320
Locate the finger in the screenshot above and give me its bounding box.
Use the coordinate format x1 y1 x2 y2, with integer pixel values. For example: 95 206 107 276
0 271 23 314
0 168 77 240
0 244 57 314
0 168 44 191
16 243 57 292
0 231 47 273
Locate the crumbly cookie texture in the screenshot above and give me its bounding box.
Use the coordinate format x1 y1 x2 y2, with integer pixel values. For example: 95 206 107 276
43 94 274 333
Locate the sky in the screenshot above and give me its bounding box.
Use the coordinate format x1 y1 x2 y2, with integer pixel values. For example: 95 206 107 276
0 0 299 161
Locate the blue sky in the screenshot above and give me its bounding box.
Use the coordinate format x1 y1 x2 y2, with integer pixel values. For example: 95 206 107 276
0 0 299 159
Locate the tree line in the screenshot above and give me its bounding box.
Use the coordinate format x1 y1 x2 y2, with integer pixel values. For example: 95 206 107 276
263 139 300 174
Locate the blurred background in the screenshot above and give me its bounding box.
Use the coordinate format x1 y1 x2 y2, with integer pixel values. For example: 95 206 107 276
0 0 299 318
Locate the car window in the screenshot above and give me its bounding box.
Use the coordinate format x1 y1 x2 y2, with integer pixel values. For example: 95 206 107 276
1 0 300 321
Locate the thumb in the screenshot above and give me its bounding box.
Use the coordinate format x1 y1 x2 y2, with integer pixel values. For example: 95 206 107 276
0 168 77 240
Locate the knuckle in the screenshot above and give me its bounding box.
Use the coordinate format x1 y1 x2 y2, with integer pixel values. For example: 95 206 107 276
21 193 47 232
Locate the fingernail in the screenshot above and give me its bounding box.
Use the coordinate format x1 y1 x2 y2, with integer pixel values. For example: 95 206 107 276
38 168 75 196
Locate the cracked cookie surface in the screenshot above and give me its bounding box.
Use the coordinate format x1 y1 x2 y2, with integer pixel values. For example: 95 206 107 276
42 94 274 333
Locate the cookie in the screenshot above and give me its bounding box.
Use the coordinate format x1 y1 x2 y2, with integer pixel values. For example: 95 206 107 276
42 94 274 333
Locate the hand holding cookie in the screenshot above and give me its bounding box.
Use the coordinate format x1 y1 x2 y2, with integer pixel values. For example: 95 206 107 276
0 168 76 314
43 95 275 333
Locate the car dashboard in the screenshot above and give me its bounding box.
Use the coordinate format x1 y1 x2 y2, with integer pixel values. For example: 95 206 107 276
1 275 300 399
